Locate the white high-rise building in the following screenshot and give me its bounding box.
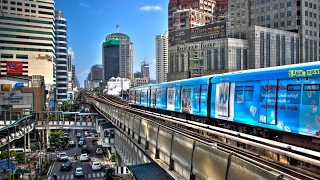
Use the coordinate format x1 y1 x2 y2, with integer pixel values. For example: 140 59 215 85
156 32 169 84
0 0 55 85
55 11 68 101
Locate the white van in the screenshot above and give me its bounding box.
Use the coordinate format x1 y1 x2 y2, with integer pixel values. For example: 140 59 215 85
11 148 31 153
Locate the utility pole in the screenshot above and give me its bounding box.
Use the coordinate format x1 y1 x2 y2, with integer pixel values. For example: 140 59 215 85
24 121 26 168
7 128 11 180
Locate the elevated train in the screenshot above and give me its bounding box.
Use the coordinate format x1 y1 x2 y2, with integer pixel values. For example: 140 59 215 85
129 62 320 143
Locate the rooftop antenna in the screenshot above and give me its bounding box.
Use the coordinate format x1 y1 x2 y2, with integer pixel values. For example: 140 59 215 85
116 24 119 33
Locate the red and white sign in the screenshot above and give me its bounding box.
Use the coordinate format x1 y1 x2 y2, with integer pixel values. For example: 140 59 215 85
7 61 23 75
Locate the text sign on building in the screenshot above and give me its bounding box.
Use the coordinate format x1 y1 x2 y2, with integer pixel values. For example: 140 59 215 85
36 54 53 61
169 22 226 46
0 91 33 105
7 62 23 75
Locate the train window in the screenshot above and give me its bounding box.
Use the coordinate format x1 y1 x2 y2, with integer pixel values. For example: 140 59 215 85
235 86 244 102
244 86 254 102
287 84 301 91
286 84 301 104
302 84 319 105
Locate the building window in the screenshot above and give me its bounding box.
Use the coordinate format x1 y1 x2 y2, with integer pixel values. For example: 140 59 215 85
281 35 285 65
280 2 285 8
305 30 308 35
314 40 318 61
266 33 270 67
290 37 294 64
243 49 247 70
207 50 212 70
266 6 270 12
236 48 241 70
305 20 308 26
274 4 278 9
305 11 308 16
287 1 291 7
287 11 292 16
297 1 300 6
181 54 184 72
274 22 278 28
296 38 300 63
297 20 301 25
305 1 308 7
1 54 13 58
260 32 265 68
276 34 280 66
214 49 218 70
261 7 265 12
309 2 312 8
309 12 312 17
305 39 309 62
220 48 225 70
281 21 285 27
287 20 292 26
274 13 278 18
16 54 28 59
314 3 317 9
310 40 314 62
297 10 300 16
175 54 179 72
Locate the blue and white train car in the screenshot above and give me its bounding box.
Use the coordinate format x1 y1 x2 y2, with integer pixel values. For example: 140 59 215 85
151 76 212 117
210 62 320 137
130 85 151 108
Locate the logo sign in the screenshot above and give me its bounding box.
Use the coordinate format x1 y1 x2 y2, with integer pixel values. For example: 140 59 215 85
7 61 23 75
169 22 226 46
1 84 11 91
2 92 23 103
36 54 53 61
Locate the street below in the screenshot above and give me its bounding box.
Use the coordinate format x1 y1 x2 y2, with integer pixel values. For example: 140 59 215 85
47 129 107 180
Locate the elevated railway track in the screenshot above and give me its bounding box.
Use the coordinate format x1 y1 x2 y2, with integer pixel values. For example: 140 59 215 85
85 91 320 179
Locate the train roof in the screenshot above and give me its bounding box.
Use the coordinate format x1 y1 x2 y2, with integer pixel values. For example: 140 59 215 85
211 62 320 82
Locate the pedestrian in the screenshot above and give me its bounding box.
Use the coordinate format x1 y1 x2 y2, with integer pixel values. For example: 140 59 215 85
74 153 77 160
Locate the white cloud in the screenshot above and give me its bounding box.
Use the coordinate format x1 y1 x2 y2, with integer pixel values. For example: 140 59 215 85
139 5 162 11
80 2 89 7
68 47 75 59
80 70 89 77
152 58 156 64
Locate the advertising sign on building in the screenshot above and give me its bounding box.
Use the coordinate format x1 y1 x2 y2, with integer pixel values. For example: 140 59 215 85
0 91 33 105
7 61 23 75
169 22 227 46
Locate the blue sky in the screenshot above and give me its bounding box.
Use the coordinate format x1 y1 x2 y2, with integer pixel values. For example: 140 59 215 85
55 0 169 87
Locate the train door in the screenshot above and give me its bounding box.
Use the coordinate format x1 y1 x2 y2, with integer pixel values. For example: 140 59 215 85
167 87 175 111
150 88 156 108
259 80 277 124
216 82 230 117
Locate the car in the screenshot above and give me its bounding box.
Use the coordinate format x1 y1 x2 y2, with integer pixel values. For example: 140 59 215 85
80 153 89 161
79 137 86 143
92 162 101 171
78 141 84 147
63 132 69 136
95 148 103 155
82 145 89 153
60 162 72 171
76 133 82 138
84 131 90 137
57 152 68 161
74 167 84 177
68 140 75 147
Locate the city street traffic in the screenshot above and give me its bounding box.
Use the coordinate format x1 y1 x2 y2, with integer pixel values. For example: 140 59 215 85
47 129 107 180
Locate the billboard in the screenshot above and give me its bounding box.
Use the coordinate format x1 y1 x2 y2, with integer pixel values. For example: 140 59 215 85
7 61 23 75
169 22 227 46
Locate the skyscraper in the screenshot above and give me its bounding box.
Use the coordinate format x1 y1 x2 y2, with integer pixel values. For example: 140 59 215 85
168 0 215 32
54 11 68 101
141 61 150 82
229 0 320 64
103 29 134 81
156 32 169 84
102 39 120 81
0 0 55 84
91 64 103 81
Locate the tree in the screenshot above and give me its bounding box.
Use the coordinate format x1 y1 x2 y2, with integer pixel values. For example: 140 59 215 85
48 130 64 148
